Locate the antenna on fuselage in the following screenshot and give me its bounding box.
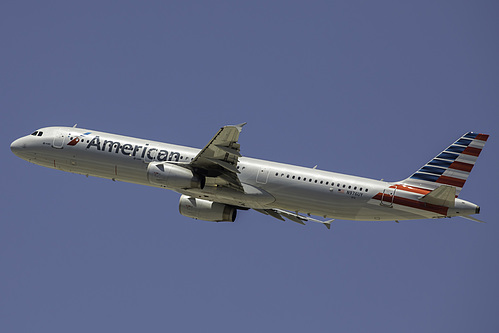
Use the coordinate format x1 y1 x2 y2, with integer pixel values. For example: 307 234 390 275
73 124 78 128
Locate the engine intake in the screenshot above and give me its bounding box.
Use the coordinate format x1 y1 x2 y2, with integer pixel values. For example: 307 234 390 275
147 162 205 189
179 195 237 222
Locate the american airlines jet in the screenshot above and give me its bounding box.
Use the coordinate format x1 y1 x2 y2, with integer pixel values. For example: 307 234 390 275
10 124 488 228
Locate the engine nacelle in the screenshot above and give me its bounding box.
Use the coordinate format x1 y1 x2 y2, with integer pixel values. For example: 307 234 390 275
179 195 237 222
147 162 205 189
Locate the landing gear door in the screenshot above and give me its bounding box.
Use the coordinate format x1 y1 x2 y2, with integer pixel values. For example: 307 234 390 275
52 130 65 149
380 187 396 207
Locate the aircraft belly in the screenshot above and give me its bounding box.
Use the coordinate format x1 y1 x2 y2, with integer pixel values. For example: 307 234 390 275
30 149 151 186
266 185 439 221
182 183 276 209
267 185 367 218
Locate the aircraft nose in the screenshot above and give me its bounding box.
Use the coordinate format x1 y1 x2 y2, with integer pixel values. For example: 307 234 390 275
10 137 27 156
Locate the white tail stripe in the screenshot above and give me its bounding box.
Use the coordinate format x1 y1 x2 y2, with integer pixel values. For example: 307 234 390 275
456 154 478 164
469 140 486 149
443 169 469 180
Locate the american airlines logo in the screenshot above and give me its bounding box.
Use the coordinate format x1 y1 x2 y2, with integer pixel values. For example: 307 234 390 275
76 135 182 162
67 132 92 146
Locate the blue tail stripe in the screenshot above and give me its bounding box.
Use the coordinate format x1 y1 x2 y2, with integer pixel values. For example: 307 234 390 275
428 159 453 168
410 173 440 182
455 138 472 146
419 166 446 175
446 145 466 154
437 152 459 161
464 132 478 139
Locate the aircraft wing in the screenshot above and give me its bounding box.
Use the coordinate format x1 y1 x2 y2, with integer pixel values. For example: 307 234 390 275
254 208 334 229
190 123 246 191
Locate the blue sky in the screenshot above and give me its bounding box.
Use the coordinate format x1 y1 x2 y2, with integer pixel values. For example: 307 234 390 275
2 1 498 332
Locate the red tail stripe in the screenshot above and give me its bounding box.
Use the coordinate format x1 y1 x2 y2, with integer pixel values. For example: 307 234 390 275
462 146 482 157
436 176 466 188
391 184 431 195
476 134 489 141
449 161 474 172
373 193 449 215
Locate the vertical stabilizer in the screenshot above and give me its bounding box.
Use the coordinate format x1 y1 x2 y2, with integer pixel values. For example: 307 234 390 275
401 132 489 196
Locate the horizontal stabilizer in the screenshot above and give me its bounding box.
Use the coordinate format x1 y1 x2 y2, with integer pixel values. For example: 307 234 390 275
420 185 456 207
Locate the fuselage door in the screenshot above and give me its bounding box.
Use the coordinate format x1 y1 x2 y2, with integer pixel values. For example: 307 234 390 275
380 187 396 207
256 168 270 184
52 131 65 149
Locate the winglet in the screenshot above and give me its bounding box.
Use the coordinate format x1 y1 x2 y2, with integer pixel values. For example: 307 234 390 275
233 122 247 132
323 220 333 230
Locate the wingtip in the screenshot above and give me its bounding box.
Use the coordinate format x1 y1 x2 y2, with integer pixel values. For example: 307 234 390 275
235 122 247 131
460 215 485 223
323 220 334 230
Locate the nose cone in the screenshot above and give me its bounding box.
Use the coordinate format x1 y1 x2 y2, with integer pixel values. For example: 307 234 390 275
11 137 32 159
10 138 26 156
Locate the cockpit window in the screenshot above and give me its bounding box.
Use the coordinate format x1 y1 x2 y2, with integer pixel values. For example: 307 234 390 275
37 131 43 136
31 131 38 136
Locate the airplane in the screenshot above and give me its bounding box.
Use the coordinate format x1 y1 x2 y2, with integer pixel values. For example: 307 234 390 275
10 124 489 228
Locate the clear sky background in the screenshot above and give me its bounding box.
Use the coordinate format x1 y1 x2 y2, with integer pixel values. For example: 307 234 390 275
2 1 498 332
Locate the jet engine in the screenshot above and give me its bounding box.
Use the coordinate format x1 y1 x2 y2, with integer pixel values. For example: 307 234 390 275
179 195 237 222
147 162 205 189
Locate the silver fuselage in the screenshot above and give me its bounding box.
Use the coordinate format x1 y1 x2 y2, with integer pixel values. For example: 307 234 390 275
11 127 479 221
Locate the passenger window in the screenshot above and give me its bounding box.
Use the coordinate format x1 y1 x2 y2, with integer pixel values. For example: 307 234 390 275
292 176 295 179
298 177 301 180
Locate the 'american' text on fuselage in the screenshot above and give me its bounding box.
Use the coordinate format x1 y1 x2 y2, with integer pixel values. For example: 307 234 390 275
85 135 181 162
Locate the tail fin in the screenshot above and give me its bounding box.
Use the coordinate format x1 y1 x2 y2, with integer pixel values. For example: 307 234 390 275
401 132 489 196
